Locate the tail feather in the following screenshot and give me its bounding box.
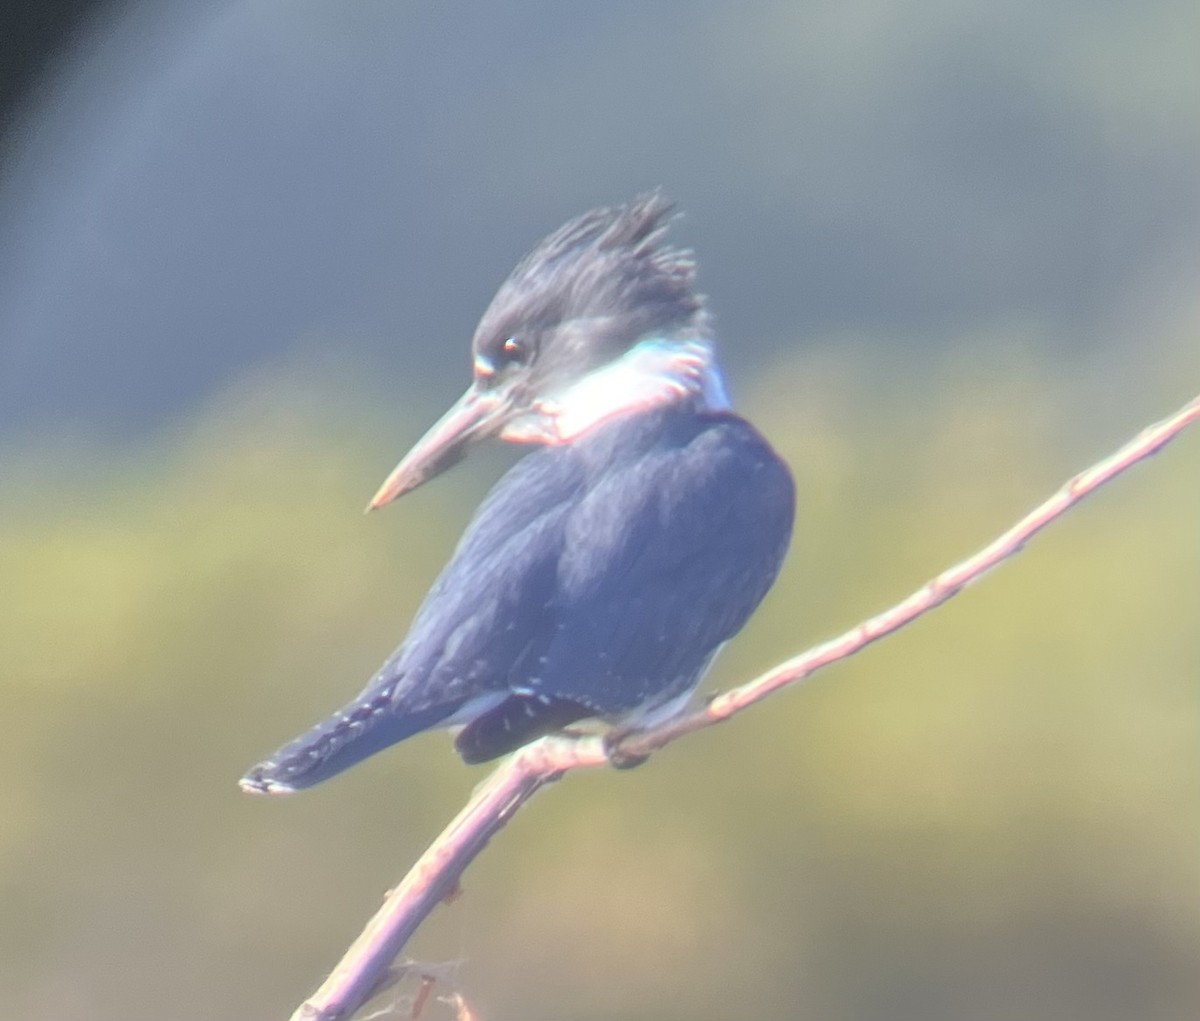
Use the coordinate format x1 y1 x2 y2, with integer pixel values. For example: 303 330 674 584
239 696 460 795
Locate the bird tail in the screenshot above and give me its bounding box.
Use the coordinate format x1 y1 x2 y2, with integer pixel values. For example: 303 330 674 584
239 694 459 795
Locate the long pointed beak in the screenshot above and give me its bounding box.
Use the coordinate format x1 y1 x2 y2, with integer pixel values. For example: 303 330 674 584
366 385 510 511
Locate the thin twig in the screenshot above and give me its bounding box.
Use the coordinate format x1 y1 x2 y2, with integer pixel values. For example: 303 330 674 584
289 391 1200 1021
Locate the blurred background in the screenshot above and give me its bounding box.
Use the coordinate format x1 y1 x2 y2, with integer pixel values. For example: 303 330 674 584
1 2 1197 1019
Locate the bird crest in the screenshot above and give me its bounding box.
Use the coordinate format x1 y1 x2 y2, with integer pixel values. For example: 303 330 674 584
473 192 711 384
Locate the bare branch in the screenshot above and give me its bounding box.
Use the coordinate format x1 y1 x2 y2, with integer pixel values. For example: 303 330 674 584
289 391 1200 1021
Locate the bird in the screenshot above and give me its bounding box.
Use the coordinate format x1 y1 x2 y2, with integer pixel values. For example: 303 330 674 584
240 193 794 794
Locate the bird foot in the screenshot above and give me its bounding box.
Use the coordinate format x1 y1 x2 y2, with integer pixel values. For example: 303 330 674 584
602 729 651 769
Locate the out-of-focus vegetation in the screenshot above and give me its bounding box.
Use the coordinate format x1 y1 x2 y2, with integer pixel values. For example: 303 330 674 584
1 328 1196 1021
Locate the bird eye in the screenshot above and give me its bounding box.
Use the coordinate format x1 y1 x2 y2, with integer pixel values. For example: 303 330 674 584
499 336 528 365
476 336 532 386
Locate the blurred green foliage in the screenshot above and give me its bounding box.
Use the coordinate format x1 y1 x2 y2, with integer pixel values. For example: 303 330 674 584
0 331 1196 1021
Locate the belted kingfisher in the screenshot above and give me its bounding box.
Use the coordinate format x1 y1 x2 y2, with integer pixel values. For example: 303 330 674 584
241 193 794 794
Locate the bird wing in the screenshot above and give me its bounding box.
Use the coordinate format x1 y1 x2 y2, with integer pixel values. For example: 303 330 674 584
532 413 795 714
389 411 793 718
376 449 583 712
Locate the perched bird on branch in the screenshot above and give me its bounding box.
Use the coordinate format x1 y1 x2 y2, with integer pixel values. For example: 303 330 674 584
241 193 794 794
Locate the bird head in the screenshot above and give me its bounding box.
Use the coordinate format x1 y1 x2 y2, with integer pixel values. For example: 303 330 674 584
368 193 723 510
